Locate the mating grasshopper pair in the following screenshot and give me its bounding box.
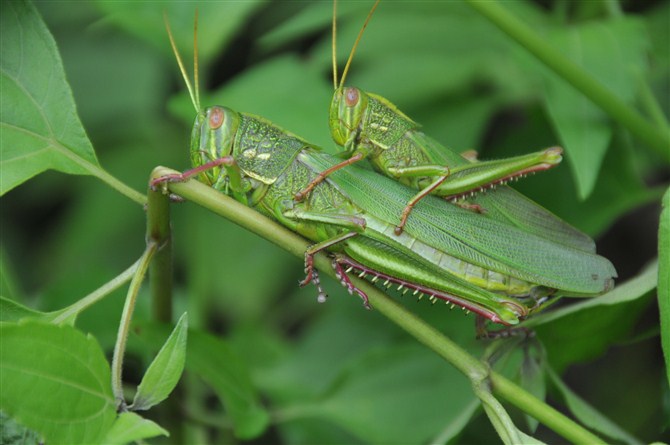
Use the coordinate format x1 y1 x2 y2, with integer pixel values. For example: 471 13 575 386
154 2 616 327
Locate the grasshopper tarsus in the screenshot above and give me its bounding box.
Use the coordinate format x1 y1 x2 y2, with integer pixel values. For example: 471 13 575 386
474 316 535 340
332 257 371 309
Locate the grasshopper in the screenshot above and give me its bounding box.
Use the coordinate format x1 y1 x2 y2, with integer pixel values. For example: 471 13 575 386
296 0 574 236
154 13 616 327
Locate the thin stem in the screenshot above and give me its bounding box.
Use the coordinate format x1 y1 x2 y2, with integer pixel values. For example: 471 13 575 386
466 0 670 162
111 243 158 405
48 260 140 324
53 138 146 205
154 167 605 444
636 70 670 132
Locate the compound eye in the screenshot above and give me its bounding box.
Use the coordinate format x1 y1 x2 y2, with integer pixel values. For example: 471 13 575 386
209 107 224 129
345 87 359 107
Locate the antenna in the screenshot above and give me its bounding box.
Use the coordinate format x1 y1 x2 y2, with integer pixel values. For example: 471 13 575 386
332 0 338 90
164 12 200 112
338 0 380 89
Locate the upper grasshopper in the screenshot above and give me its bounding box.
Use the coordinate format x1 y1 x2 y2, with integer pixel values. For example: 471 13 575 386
296 0 573 237
154 12 616 329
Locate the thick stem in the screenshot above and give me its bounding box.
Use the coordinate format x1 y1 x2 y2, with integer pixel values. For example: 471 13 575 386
146 172 173 323
154 167 606 444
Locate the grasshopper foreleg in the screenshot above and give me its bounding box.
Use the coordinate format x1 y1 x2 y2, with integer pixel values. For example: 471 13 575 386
294 152 365 201
150 156 235 190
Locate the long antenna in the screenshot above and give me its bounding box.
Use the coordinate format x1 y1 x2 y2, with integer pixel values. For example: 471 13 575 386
163 12 199 112
193 10 201 112
338 0 380 89
332 0 338 90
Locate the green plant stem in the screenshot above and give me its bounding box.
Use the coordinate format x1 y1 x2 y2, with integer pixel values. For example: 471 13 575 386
48 260 140 324
54 140 147 205
466 0 670 162
152 166 605 444
111 243 158 405
146 176 173 323
636 71 670 132
145 171 185 444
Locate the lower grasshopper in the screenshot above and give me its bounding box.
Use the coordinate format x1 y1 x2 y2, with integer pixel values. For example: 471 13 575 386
154 13 616 328
296 0 589 240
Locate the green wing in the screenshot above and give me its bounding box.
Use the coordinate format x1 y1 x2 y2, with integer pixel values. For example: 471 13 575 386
305 153 616 295
408 131 597 253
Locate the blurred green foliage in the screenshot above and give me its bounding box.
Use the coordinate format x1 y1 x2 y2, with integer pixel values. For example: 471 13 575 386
1 0 668 443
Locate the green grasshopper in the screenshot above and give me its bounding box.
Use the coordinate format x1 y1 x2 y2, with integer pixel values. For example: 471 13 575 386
296 0 576 237
154 13 616 327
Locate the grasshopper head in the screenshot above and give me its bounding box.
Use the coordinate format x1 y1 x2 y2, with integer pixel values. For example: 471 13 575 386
329 86 368 147
190 105 241 185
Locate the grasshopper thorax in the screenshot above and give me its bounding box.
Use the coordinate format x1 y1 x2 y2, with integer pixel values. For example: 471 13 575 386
329 86 368 148
190 105 241 184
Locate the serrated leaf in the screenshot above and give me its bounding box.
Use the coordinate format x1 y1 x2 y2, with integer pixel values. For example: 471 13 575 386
542 19 649 199
131 313 187 411
0 1 99 195
547 367 643 445
659 186 670 389
102 412 168 445
0 321 116 444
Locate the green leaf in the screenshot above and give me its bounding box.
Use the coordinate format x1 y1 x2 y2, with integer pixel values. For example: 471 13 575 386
0 1 99 195
524 262 658 371
95 1 264 63
102 412 168 445
0 296 44 322
136 323 270 439
547 367 643 445
541 19 649 199
131 313 188 411
659 186 670 389
0 412 42 445
307 345 478 444
519 342 547 433
0 321 116 444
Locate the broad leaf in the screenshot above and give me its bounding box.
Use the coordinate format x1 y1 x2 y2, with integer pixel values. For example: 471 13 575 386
0 321 116 444
0 1 99 195
102 412 168 445
131 313 188 411
547 367 643 445
659 186 670 388
136 323 270 439
306 345 477 444
541 19 649 199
